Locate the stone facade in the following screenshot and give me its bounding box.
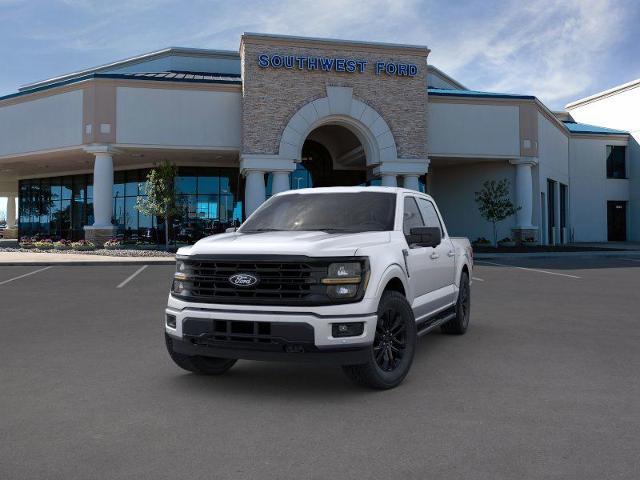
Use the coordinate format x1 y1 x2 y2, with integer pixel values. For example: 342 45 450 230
240 35 429 161
84 226 116 247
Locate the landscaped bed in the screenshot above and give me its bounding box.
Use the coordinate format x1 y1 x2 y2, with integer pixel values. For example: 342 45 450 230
2 236 176 256
0 247 174 257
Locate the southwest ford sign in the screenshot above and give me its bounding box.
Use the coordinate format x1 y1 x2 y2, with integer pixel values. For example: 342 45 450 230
257 54 418 77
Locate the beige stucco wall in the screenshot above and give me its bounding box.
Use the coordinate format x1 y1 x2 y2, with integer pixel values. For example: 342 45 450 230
116 86 242 148
0 90 83 157
240 36 428 160
427 101 520 157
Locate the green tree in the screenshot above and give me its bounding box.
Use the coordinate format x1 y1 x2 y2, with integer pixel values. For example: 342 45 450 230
136 161 181 250
474 179 520 246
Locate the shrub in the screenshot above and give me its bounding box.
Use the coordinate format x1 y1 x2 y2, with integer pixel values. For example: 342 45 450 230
472 237 491 245
71 240 96 251
33 239 54 250
54 239 73 250
103 238 122 250
19 236 34 249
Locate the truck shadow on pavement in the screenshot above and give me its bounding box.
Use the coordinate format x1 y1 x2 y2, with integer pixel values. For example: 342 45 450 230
164 331 453 398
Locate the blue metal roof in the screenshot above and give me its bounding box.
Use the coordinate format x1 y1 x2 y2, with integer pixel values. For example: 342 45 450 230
0 71 242 102
562 121 628 135
428 87 535 100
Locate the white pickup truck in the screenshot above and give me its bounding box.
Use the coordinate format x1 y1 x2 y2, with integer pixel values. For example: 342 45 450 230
165 187 473 389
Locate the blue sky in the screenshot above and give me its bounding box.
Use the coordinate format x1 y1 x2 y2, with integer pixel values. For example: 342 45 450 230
1 0 639 108
1 0 639 218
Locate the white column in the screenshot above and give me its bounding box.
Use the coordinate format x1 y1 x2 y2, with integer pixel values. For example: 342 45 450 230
91 152 114 227
6 195 16 228
511 158 536 229
245 170 266 217
271 171 290 195
381 174 397 187
402 175 420 191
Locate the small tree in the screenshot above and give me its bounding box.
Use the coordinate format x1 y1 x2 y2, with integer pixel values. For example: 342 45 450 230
136 161 181 250
474 179 520 246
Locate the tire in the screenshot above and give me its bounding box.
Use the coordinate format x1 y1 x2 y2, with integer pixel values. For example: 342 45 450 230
342 291 416 390
165 333 237 375
441 271 470 335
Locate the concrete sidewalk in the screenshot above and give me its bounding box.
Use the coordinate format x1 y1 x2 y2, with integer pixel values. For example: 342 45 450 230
0 251 175 266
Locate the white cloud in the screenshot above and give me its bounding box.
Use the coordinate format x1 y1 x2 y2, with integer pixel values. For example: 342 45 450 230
3 0 636 108
426 0 631 107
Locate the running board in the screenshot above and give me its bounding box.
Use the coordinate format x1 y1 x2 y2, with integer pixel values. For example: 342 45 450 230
416 307 456 337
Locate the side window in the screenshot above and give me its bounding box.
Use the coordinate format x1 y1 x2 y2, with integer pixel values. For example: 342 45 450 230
403 197 425 236
417 198 443 235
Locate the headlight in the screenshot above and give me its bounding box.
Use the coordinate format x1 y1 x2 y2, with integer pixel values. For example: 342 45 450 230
174 260 191 281
327 284 359 299
172 279 186 294
322 262 362 284
323 262 363 298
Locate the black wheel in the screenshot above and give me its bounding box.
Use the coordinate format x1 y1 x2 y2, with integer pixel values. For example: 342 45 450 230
441 271 470 335
165 333 237 375
342 291 416 389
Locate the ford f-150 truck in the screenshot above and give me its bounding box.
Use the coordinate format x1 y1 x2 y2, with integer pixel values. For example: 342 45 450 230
165 187 472 389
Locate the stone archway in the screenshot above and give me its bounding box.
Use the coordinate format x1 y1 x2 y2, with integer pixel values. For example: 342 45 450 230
240 86 429 215
278 86 398 166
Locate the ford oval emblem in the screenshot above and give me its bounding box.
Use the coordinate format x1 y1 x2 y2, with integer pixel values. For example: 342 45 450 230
229 273 259 287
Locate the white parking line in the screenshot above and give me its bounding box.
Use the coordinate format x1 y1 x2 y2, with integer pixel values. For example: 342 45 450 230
116 265 148 289
0 266 52 286
472 277 485 282
477 260 581 279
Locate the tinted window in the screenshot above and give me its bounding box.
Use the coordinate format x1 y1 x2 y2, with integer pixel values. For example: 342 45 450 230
607 145 626 178
240 192 396 233
402 197 424 235
417 198 442 234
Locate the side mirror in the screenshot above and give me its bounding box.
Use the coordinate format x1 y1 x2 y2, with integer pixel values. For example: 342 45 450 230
408 226 441 248
225 227 237 233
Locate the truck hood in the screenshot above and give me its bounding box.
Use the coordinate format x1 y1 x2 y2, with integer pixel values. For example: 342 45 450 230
180 231 391 257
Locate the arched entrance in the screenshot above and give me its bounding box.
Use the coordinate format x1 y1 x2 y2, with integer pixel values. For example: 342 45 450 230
242 86 428 215
299 124 368 187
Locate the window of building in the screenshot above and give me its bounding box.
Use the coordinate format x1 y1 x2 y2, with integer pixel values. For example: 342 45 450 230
18 166 243 244
18 174 91 240
606 145 626 179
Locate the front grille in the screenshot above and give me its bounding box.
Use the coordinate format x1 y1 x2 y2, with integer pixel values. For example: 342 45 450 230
183 318 315 351
173 255 366 306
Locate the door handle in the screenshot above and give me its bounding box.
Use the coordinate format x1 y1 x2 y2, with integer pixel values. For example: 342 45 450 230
430 252 439 260
448 251 455 257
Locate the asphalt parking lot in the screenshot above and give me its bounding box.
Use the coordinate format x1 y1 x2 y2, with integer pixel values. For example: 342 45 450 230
1 256 639 479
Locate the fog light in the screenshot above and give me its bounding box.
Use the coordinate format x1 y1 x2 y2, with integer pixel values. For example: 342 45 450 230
166 314 176 328
332 322 364 338
327 284 358 298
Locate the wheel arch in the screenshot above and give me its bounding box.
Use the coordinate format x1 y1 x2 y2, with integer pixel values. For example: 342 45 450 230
373 264 411 303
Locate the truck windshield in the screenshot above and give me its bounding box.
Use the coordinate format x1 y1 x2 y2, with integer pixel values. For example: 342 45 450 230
239 192 396 233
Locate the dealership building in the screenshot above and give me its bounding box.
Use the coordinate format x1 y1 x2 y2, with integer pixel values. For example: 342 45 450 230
0 33 637 244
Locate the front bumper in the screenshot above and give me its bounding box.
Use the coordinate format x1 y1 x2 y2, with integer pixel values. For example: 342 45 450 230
167 333 370 365
165 295 378 363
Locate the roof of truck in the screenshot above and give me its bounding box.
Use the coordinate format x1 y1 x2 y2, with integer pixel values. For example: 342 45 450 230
276 186 428 195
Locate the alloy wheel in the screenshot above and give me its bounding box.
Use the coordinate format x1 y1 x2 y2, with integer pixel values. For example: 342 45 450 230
373 307 407 372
